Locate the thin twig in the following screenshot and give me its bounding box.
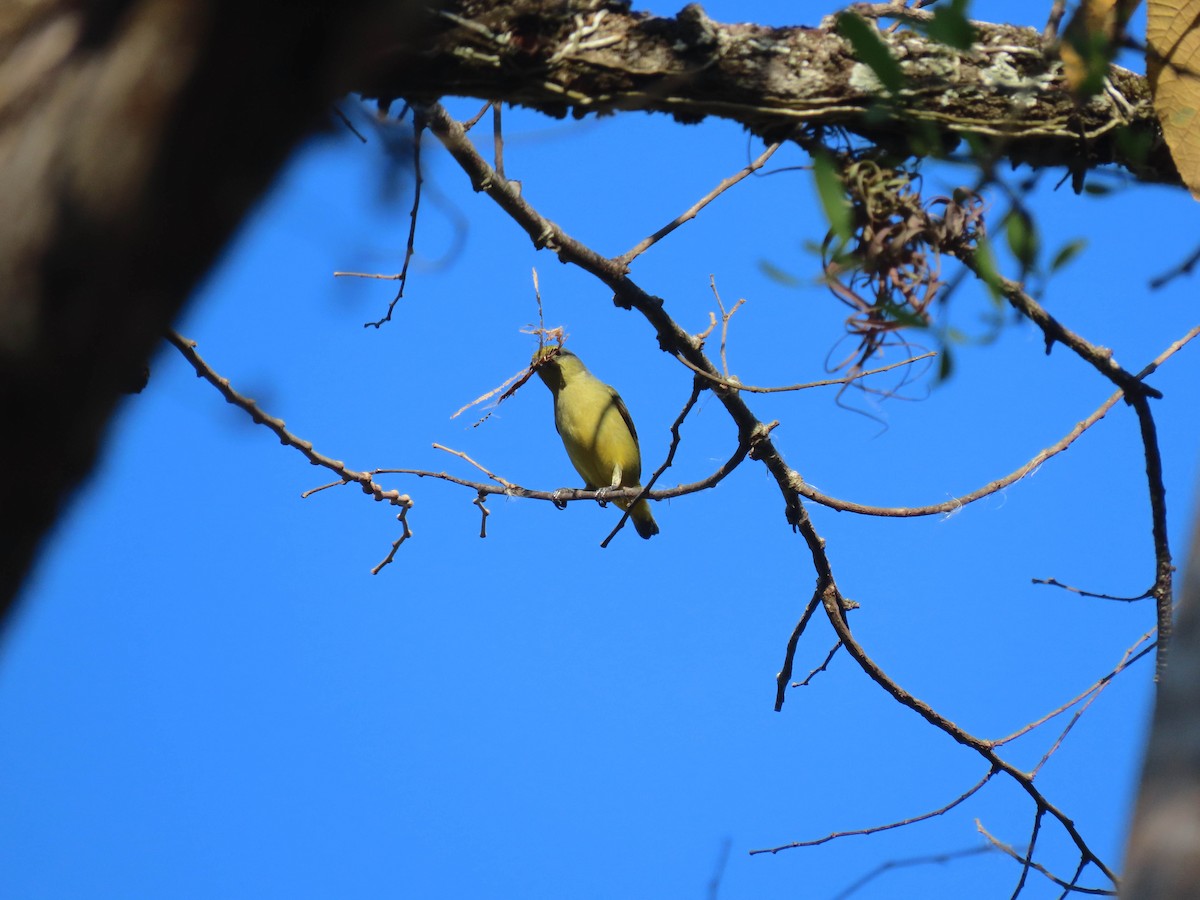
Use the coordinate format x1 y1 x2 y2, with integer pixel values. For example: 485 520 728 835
432 443 516 490
166 331 414 571
332 104 368 143
957 252 1162 400
617 141 782 265
750 769 998 854
167 331 411 510
795 640 843 687
1149 244 1200 289
815 578 1118 884
976 821 1116 896
802 322 1200 519
674 349 936 394
371 506 413 575
601 378 706 545
774 591 823 711
832 844 996 900
1031 578 1152 601
374 436 749 507
1129 392 1175 680
461 100 493 132
706 838 732 900
1011 808 1045 899
707 276 744 379
803 389 1121 517
493 103 506 181
473 492 490 538
957 260 1182 679
358 113 426 329
1044 0 1068 41
994 629 1156 747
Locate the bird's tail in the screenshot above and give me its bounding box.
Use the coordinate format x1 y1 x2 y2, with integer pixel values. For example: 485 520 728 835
630 498 659 539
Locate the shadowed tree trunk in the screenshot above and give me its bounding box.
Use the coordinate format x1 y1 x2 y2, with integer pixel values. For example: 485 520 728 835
0 0 420 633
1123 502 1200 899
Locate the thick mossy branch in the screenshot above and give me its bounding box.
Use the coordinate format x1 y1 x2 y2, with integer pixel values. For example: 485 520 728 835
357 0 1174 186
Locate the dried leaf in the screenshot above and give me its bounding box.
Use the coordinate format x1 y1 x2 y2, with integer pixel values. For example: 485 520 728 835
1061 0 1139 97
1147 0 1200 198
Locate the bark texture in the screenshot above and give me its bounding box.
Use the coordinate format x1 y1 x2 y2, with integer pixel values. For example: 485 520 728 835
358 0 1175 185
1123 510 1200 899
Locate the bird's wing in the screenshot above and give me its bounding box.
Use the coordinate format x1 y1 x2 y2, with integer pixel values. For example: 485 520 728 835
609 386 638 442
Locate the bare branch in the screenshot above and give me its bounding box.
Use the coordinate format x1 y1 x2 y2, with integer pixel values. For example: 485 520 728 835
618 141 783 265
995 629 1156 747
951 260 1182 678
976 820 1116 895
774 591 824 712
815 579 1118 884
473 492 490 538
432 443 516 490
710 278 743 379
602 376 705 547
795 640 843 688
1031 578 1152 602
371 506 414 575
1129 393 1176 680
803 389 1122 517
167 331 412 511
801 322 1200 519
1012 807 1045 898
958 255 1162 401
340 111 425 329
832 844 996 900
673 347 937 394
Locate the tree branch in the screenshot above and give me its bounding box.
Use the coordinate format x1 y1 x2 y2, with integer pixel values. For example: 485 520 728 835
358 1 1175 186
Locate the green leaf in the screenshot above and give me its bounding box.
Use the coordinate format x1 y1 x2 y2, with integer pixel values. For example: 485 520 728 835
1004 209 1039 271
1049 239 1087 273
836 12 905 95
1114 126 1153 165
937 346 955 382
879 300 927 329
758 260 801 287
904 119 946 157
1068 30 1111 101
972 235 1003 300
960 131 990 160
925 0 977 50
812 152 853 242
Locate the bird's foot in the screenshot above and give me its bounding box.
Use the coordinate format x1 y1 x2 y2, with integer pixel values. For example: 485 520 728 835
550 489 569 510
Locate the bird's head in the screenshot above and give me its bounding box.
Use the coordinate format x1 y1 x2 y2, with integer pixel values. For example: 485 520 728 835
531 345 577 391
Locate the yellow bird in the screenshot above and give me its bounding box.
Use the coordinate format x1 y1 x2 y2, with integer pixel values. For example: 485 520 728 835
532 346 659 539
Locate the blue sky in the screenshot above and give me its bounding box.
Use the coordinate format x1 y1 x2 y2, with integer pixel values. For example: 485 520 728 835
2 2 1197 897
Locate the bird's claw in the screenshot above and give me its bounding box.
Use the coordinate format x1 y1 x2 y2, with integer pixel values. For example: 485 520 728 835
594 486 614 507
550 488 569 510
